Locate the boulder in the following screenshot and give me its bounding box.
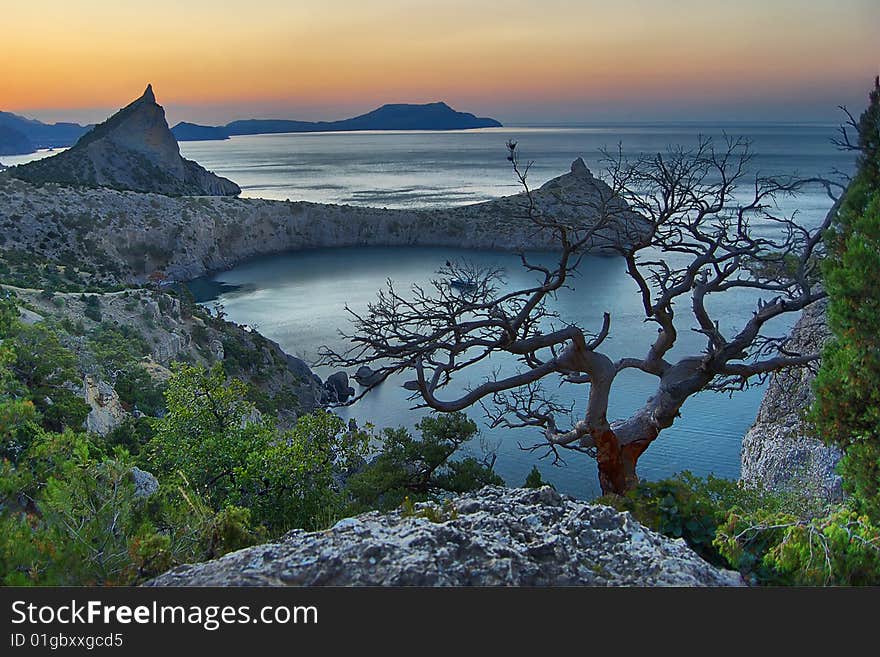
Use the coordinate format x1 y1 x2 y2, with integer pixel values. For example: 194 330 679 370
146 486 744 587
17 307 44 325
325 371 355 403
131 467 159 499
82 376 128 436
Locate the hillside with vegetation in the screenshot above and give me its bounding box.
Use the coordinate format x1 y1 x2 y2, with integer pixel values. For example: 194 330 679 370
0 286 508 584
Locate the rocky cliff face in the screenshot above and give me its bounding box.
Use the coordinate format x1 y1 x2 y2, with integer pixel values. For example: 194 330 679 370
740 299 843 502
8 85 239 196
0 157 645 288
147 486 744 587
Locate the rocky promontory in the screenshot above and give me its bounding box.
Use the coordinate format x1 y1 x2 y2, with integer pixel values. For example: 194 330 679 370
147 486 744 586
740 299 843 502
0 156 646 288
8 85 240 196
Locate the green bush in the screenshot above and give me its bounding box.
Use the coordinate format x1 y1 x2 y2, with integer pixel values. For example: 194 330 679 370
600 472 829 583
716 507 880 586
146 363 367 532
523 465 554 489
3 322 89 438
346 412 503 511
81 294 102 322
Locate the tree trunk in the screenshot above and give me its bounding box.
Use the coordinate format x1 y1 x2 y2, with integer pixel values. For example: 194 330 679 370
593 427 655 495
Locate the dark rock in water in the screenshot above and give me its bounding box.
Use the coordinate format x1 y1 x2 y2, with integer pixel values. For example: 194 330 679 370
146 486 744 586
740 299 843 502
9 85 240 196
353 365 383 387
325 371 355 403
402 380 420 391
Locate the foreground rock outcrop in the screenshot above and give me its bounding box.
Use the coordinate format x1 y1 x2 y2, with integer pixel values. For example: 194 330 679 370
147 486 744 587
8 85 239 196
740 300 843 502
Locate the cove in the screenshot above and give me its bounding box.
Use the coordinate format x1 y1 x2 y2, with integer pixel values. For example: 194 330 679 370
192 245 782 498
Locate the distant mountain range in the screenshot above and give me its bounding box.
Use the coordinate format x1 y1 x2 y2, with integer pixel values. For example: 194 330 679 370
0 101 501 153
171 102 502 141
0 111 91 155
8 85 240 196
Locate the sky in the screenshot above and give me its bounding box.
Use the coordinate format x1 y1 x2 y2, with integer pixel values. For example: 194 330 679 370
1 0 878 125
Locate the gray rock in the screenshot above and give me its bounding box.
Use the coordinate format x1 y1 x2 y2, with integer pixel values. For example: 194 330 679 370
82 376 128 436
209 339 225 360
146 486 744 587
325 371 354 403
740 299 843 502
131 467 159 499
17 307 44 325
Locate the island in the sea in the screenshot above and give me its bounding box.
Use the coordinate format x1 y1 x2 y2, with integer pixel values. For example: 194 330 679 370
170 101 503 141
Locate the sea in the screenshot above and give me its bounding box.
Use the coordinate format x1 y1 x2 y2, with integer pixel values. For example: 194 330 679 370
18 123 856 498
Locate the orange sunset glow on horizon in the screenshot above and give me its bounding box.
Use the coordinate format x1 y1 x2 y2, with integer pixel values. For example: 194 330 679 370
2 0 878 124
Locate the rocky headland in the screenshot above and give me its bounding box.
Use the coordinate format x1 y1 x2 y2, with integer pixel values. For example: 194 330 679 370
147 486 744 587
0 110 90 155
7 86 239 196
0 155 644 288
0 85 647 452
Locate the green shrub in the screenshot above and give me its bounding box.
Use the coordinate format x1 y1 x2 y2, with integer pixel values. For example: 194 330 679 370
600 472 828 583
83 296 102 322
4 322 89 438
346 412 503 512
146 363 367 532
716 507 880 586
523 465 554 489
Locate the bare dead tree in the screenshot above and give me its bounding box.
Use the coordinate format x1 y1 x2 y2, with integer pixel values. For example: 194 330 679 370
320 137 843 495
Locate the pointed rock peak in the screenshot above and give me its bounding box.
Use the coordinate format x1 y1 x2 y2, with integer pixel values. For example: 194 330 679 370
571 157 589 176
141 84 155 104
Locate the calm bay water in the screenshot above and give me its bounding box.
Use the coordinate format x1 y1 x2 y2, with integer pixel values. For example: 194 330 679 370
179 123 850 215
187 123 853 498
